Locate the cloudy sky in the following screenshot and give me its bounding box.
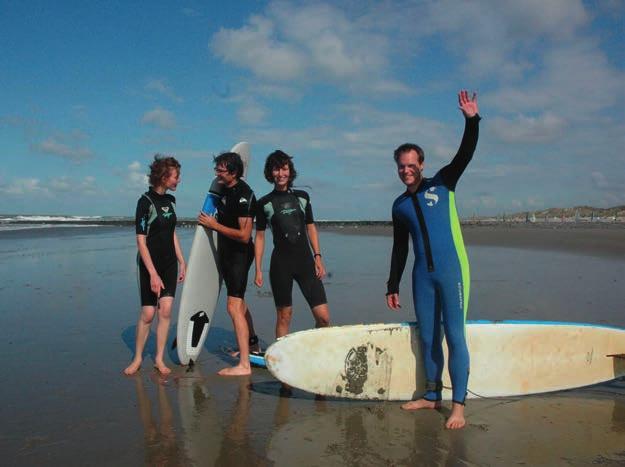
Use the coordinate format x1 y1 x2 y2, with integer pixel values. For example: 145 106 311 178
1 0 624 219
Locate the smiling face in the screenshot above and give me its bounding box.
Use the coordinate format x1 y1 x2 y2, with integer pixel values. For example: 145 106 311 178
214 163 237 188
272 163 290 190
396 150 424 190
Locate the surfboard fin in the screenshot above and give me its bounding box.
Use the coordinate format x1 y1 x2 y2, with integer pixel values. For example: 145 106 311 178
607 353 625 360
171 337 177 350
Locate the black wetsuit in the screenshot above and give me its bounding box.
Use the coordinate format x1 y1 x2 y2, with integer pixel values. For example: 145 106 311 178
135 188 178 306
256 189 327 308
216 179 256 298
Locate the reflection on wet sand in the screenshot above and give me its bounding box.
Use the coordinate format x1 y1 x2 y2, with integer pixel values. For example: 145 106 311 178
266 393 625 466
131 373 187 466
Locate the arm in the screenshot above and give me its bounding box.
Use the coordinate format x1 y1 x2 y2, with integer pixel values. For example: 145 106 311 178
198 213 254 243
254 229 265 287
306 223 326 279
386 213 409 310
173 230 186 283
440 90 481 191
136 234 164 296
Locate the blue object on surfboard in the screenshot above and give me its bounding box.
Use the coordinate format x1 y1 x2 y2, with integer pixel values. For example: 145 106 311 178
250 351 266 368
201 179 225 215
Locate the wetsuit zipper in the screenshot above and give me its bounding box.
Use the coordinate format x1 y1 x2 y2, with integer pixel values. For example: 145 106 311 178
410 193 435 272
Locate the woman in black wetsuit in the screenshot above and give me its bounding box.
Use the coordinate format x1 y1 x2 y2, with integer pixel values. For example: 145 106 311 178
124 155 186 376
254 150 330 340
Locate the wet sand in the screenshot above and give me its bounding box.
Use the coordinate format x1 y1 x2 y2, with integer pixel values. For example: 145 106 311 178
1 225 625 466
322 222 625 259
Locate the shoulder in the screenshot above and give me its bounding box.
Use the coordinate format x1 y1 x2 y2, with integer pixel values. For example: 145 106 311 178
236 180 254 196
392 191 409 208
258 192 273 205
137 192 151 207
292 189 310 201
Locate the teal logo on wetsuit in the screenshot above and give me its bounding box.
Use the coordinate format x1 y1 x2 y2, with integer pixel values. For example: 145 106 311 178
161 206 173 219
280 208 297 215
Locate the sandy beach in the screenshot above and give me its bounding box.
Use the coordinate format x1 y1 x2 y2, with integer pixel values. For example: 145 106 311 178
1 225 624 466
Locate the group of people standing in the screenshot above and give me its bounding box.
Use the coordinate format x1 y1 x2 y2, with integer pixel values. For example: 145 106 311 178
124 90 480 429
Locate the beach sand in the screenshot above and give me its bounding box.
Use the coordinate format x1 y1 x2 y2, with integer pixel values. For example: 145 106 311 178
1 225 624 466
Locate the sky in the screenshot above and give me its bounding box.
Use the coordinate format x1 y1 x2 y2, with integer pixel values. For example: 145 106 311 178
1 0 624 219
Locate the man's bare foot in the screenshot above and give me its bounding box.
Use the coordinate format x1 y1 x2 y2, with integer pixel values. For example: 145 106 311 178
218 364 251 376
401 398 442 411
154 361 172 375
124 358 142 375
445 403 466 429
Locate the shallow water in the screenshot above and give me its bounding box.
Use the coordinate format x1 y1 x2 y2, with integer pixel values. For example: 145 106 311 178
1 226 624 466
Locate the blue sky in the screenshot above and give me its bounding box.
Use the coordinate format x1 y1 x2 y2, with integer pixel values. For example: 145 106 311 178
1 0 624 219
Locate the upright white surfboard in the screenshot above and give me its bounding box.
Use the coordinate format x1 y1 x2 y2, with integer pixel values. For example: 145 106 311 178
176 142 250 365
265 320 625 399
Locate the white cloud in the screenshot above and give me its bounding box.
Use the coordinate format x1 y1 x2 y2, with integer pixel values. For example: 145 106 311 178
126 161 149 189
36 136 93 161
490 113 566 144
145 79 183 103
0 178 48 196
210 2 409 93
141 107 176 129
49 176 98 195
237 100 268 125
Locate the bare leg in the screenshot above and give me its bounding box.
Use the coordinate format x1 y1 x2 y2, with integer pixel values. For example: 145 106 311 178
401 398 442 411
445 402 466 429
218 297 252 376
154 297 173 375
275 306 293 339
311 303 330 328
124 306 156 375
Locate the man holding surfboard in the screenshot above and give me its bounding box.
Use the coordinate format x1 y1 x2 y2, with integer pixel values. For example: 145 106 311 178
386 90 480 429
198 152 259 376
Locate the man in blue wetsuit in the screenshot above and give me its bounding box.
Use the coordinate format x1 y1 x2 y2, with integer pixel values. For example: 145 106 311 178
386 90 480 429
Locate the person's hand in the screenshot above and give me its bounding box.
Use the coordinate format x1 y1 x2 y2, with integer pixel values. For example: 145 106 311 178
314 256 326 279
198 212 218 229
386 293 401 310
458 90 478 118
150 273 165 297
254 270 263 287
178 261 186 283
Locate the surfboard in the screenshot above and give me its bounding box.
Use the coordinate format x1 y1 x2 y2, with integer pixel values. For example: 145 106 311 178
264 320 625 400
175 142 251 365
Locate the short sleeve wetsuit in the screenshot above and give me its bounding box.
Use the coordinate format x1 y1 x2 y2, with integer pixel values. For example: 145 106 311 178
135 188 179 306
387 115 480 404
216 179 256 299
256 189 327 309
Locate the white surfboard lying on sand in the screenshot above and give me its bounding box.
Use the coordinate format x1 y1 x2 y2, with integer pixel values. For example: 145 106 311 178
176 142 250 365
264 320 625 400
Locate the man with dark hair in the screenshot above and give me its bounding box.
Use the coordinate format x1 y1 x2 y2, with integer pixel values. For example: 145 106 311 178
386 90 480 429
199 152 259 376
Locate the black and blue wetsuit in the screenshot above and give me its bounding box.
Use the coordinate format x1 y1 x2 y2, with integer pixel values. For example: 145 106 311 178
135 188 178 306
256 189 327 309
387 115 480 404
216 179 256 299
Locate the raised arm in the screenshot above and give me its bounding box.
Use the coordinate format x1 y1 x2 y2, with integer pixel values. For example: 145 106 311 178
440 90 481 191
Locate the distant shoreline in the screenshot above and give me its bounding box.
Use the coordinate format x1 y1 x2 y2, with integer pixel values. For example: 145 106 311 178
321 222 625 259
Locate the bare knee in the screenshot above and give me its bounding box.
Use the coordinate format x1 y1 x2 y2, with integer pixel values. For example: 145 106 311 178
312 304 330 327
276 307 292 327
140 307 156 324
